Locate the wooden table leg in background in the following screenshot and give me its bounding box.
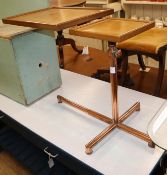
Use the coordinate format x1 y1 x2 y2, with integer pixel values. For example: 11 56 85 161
56 30 82 68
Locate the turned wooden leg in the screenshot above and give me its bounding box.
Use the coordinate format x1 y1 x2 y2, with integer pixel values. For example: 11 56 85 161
119 102 140 123
56 30 82 68
154 50 166 96
120 50 129 86
137 54 146 71
57 45 154 155
56 31 65 68
64 38 82 53
85 123 116 154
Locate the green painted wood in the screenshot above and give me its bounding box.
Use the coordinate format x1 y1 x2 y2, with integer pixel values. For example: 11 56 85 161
0 0 50 19
0 30 62 105
13 30 62 105
0 0 62 105
0 38 25 103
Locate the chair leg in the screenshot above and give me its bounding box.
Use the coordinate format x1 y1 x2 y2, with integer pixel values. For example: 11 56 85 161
120 50 129 86
154 51 166 96
56 30 65 68
137 54 146 71
63 38 82 54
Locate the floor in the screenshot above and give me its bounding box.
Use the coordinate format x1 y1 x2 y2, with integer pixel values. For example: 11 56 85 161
0 152 32 175
0 46 167 175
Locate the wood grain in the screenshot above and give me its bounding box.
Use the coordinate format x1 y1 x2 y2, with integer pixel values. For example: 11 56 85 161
2 7 113 31
50 0 86 7
0 152 32 175
0 24 33 39
70 18 155 42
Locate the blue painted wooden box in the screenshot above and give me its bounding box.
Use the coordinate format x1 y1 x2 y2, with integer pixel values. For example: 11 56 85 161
0 0 62 105
0 27 62 105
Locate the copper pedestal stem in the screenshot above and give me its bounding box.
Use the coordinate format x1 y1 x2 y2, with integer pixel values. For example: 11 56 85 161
109 45 119 124
57 45 154 154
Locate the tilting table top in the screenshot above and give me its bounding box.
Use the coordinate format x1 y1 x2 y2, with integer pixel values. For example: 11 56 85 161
2 7 113 31
69 18 155 42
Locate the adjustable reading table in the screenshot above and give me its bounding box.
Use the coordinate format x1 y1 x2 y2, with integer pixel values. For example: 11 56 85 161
1 7 166 174
2 7 156 154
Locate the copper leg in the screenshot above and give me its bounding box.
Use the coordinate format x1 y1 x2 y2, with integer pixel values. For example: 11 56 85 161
119 102 140 123
57 95 113 124
85 123 117 154
67 38 82 53
120 51 129 86
137 54 146 71
117 123 154 147
154 50 165 96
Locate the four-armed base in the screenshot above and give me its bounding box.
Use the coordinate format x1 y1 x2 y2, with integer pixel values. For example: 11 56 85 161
57 45 155 154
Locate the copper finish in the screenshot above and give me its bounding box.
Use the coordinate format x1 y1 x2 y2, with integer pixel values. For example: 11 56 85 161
118 123 155 148
85 124 116 154
57 95 113 124
119 102 140 123
109 46 119 124
117 123 152 144
57 45 154 154
69 18 155 42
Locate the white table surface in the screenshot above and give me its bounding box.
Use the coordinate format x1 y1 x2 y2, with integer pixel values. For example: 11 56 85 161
0 69 165 175
148 101 167 151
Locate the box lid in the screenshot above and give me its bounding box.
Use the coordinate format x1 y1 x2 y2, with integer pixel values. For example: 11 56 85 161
0 20 34 39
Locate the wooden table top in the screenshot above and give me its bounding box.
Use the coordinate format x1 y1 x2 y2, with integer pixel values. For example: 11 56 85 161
70 18 155 42
2 7 113 31
50 0 86 7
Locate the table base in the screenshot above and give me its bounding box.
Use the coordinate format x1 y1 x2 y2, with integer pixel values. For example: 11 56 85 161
57 95 154 154
57 45 154 154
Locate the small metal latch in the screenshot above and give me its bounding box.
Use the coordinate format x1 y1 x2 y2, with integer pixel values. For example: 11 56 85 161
44 147 59 168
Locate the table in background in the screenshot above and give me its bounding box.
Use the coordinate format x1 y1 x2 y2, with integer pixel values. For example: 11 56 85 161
69 17 154 83
50 0 87 68
3 7 113 68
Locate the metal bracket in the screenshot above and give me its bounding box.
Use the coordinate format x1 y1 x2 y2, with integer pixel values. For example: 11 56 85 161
44 147 59 158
